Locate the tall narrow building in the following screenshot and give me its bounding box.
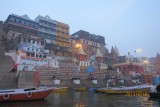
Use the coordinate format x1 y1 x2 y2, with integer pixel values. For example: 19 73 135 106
35 15 70 57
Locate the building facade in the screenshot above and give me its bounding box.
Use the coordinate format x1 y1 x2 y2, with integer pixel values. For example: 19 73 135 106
35 15 70 57
71 30 107 59
3 14 71 68
4 14 39 39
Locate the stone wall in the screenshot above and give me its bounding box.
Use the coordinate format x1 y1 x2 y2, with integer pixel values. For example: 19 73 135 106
0 22 18 89
18 71 39 88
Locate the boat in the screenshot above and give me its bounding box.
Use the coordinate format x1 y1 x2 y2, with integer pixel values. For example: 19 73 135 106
96 85 151 95
52 87 68 92
0 87 54 102
149 85 160 98
149 92 160 98
88 88 99 92
74 87 86 91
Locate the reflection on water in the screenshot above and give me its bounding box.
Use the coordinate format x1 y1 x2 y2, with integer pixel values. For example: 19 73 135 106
1 90 160 107
0 99 51 107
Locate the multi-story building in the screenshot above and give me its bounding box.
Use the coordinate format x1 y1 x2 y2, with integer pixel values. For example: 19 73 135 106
71 30 108 59
3 14 60 68
4 14 39 39
149 57 156 65
35 15 70 57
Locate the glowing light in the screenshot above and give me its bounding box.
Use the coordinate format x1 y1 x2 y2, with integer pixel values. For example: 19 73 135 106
144 60 148 64
135 48 142 53
75 43 82 48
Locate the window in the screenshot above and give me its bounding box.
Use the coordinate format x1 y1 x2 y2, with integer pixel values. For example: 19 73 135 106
43 55 46 58
39 55 42 58
36 54 38 58
31 53 34 57
26 53 30 56
12 33 15 37
32 49 34 51
27 48 30 51
123 67 126 70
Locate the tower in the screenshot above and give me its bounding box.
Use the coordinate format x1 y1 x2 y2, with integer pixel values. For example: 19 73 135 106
78 46 87 61
96 48 103 63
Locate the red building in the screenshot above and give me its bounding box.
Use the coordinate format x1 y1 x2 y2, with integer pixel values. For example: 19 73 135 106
114 62 144 75
143 74 153 84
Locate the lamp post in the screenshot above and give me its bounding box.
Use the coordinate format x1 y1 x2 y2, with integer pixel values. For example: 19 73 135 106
134 48 142 62
144 60 148 72
75 43 82 61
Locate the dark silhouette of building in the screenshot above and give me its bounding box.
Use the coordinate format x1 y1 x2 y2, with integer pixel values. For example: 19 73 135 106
155 53 160 72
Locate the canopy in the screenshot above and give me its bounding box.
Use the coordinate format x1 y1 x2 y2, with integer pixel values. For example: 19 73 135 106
86 66 95 73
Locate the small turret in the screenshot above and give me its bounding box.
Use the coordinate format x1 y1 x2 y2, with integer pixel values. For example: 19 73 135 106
96 48 103 63
78 46 87 61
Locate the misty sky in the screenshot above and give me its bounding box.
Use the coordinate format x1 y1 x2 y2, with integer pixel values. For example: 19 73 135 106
0 0 159 58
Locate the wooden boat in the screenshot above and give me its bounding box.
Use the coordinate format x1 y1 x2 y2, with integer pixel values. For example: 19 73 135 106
149 85 160 98
74 87 86 91
96 85 151 95
88 88 99 92
52 87 68 92
149 92 160 98
0 87 54 102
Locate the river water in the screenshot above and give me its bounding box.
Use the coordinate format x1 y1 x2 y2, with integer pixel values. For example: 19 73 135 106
1 90 160 107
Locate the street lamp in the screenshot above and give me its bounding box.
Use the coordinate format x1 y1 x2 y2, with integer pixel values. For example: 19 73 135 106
135 49 142 55
75 43 82 61
75 43 82 48
134 48 142 62
143 60 148 72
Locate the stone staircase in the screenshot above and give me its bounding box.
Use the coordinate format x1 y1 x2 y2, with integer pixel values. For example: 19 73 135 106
37 67 57 86
36 61 108 88
36 62 79 86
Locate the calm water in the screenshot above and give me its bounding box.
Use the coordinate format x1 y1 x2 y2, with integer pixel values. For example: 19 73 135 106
1 90 160 107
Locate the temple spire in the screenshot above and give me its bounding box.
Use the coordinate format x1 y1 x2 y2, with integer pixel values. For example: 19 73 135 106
78 46 86 55
96 48 103 57
115 45 119 56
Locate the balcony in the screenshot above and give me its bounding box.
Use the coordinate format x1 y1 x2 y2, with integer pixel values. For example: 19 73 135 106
44 49 49 53
45 43 71 52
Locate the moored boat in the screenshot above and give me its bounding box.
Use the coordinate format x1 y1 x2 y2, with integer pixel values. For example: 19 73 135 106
0 87 54 102
52 87 68 92
96 85 151 95
88 88 99 92
149 84 160 98
149 92 160 98
74 87 86 91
